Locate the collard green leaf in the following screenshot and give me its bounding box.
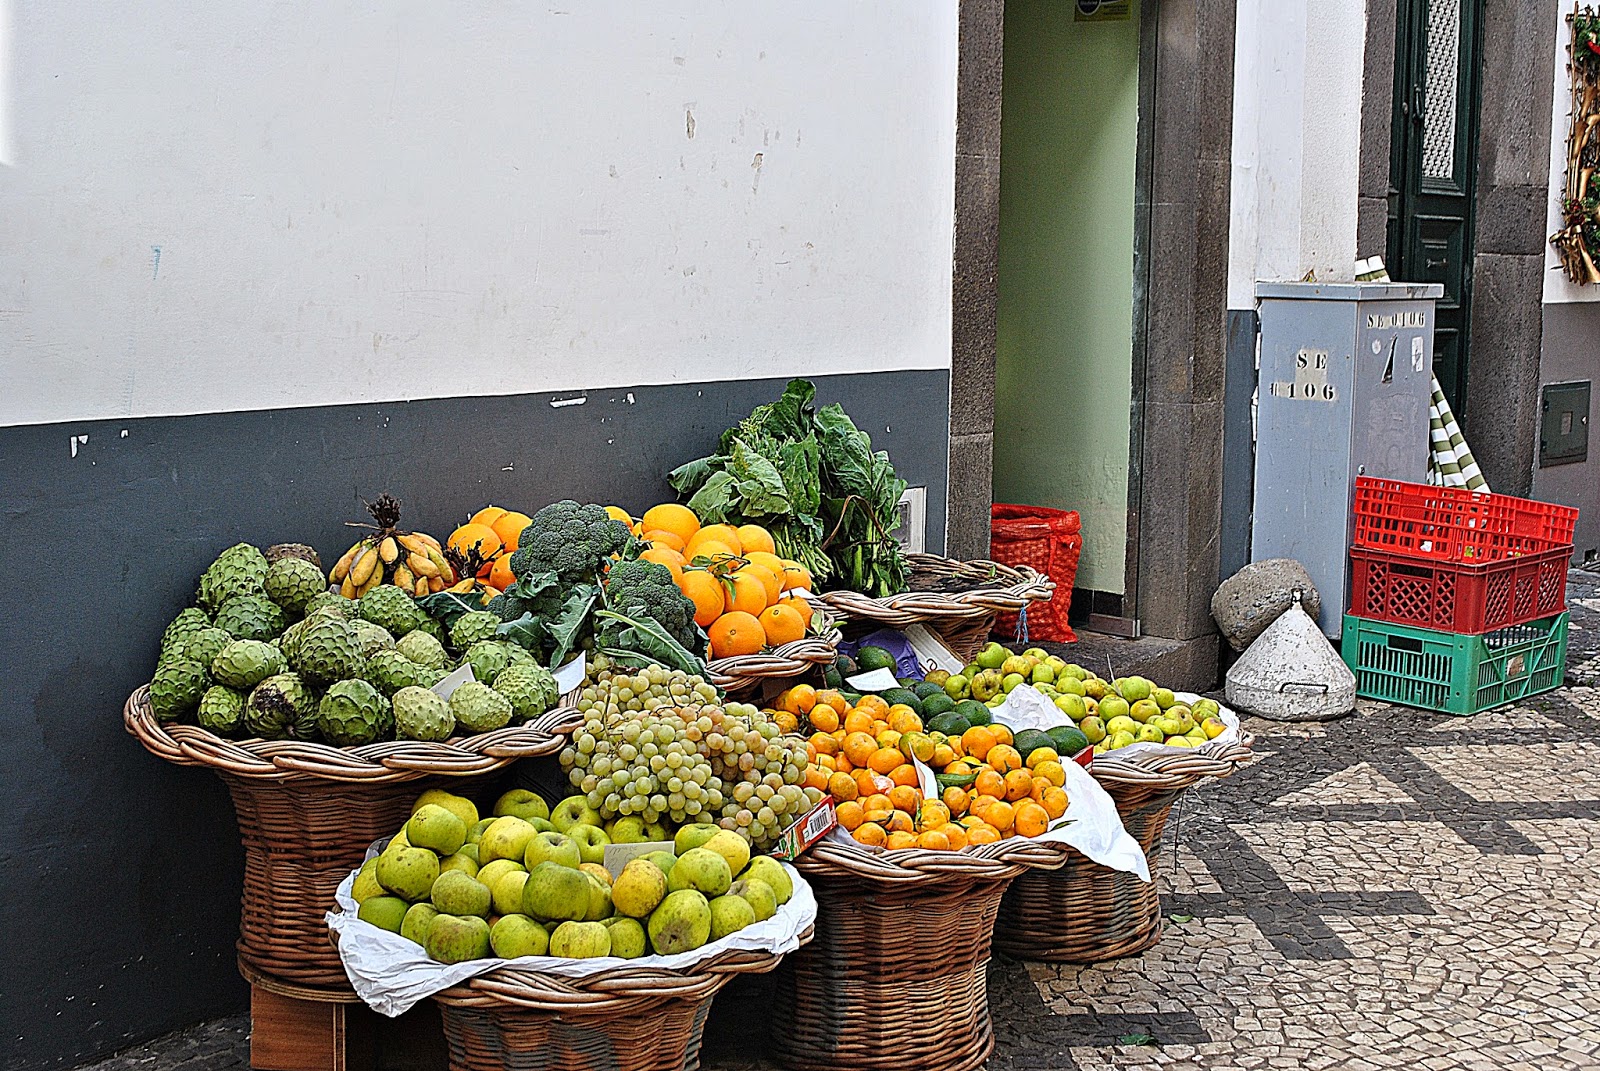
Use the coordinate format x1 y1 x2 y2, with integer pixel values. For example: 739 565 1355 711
668 455 718 495
594 610 708 677
508 570 561 602
728 437 792 516
777 437 822 516
496 613 545 651
761 378 817 441
547 583 601 668
686 470 739 523
418 590 492 629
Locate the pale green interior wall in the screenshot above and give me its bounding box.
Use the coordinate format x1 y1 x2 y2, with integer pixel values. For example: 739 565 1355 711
994 0 1141 595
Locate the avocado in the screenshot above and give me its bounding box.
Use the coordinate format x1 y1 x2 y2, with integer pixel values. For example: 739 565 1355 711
927 711 969 737
912 681 946 701
920 693 956 719
955 700 992 727
823 665 844 689
879 687 924 714
855 646 895 673
1046 725 1091 757
1012 729 1055 762
835 654 858 677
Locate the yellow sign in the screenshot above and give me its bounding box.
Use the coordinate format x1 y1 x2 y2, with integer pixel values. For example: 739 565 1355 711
1075 0 1132 20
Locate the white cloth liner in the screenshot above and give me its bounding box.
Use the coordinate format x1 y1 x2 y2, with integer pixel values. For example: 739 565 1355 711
327 858 817 1017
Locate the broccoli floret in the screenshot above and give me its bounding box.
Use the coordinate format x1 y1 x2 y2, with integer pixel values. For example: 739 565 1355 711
509 500 630 583
604 559 703 653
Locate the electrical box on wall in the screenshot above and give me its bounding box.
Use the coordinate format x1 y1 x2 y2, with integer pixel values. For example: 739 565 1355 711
1540 381 1590 467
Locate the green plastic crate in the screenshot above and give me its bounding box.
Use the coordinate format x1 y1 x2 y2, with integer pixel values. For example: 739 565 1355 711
1340 612 1569 716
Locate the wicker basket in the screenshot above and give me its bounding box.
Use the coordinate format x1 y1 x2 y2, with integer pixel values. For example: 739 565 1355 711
126 686 580 988
818 554 1054 662
994 738 1255 964
432 931 811 1071
772 837 1064 1071
705 604 841 695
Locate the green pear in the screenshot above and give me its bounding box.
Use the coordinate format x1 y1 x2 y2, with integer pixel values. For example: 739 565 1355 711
407 804 467 855
521 861 592 922
478 816 537 865
729 878 777 922
401 902 439 945
673 823 720 855
411 790 478 830
611 859 668 918
700 830 751 878
431 870 492 917
549 920 611 959
376 846 440 902
647 890 711 954
602 916 647 959
351 859 385 904
490 869 530 916
708 893 756 940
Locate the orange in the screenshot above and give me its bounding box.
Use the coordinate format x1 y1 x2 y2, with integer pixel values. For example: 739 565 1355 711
918 801 951 828
816 689 849 715
759 604 807 647
888 785 922 813
887 707 923 734
885 831 918 851
1032 760 1066 788
772 711 799 735
973 769 1006 799
843 711 874 736
990 724 1014 747
777 594 814 628
724 572 769 617
987 745 1023 774
862 793 893 814
685 524 741 558
853 769 884 799
709 611 766 657
931 743 956 768
984 800 1015 833
678 570 725 627
470 506 508 528
886 810 916 836
809 731 838 756
813 753 835 773
862 803 893 826
889 764 920 788
640 546 685 580
854 695 890 718
943 823 969 851
832 752 853 774
871 719 890 737
780 684 817 715
852 823 886 847
642 528 688 554
735 524 777 555
604 505 634 527
781 562 813 592
868 748 903 776
875 729 902 752
1004 768 1034 802
966 823 1001 846
448 523 503 561
942 786 971 816
686 540 739 565
1014 801 1049 838
490 511 533 550
810 706 841 734
1025 747 1060 769
842 732 878 767
488 555 517 591
739 564 783 607
1039 786 1069 819
745 550 789 578
826 772 858 802
641 504 700 546
961 726 998 762
917 828 951 851
834 800 865 832
804 765 829 791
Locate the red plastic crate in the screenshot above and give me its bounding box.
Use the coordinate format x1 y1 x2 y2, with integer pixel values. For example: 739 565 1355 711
1348 543 1573 634
1352 477 1578 563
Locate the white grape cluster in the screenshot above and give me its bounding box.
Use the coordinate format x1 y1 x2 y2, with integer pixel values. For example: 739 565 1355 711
559 661 824 848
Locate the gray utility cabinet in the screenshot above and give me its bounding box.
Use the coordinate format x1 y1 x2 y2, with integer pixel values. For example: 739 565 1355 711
1250 282 1443 638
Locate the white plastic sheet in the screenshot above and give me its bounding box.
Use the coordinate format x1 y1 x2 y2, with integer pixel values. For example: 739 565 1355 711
326 860 817 1017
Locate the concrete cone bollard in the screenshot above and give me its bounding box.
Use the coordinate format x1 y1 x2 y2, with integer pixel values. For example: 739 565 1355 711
1225 592 1355 721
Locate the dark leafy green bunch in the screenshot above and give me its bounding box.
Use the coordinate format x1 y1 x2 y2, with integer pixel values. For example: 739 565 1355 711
668 378 909 598
601 560 705 658
508 500 630 583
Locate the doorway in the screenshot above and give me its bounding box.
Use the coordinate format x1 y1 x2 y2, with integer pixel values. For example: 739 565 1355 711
1387 0 1484 410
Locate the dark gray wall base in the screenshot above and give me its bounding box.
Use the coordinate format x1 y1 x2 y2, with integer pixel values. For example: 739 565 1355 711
0 368 949 1071
1535 304 1600 559
1221 309 1258 581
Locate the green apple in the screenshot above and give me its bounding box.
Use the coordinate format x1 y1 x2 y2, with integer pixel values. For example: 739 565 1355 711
550 796 603 833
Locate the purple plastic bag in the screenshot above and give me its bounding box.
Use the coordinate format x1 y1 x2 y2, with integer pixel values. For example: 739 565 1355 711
837 629 922 681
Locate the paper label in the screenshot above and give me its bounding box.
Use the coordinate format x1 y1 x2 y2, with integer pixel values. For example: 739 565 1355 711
846 667 901 692
903 623 965 674
602 839 675 878
769 798 837 861
553 651 588 694
430 663 475 701
912 755 940 799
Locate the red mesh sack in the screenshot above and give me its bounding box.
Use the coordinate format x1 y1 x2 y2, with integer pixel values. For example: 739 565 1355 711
990 503 1081 643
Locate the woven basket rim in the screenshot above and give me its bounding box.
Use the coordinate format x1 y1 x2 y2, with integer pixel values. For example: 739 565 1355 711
431 924 813 1010
1088 734 1256 790
125 686 580 783
792 830 1067 884
818 554 1054 626
705 605 841 692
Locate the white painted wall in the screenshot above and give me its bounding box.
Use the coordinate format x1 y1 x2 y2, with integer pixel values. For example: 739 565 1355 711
1543 7 1600 304
0 2 958 426
1228 0 1367 309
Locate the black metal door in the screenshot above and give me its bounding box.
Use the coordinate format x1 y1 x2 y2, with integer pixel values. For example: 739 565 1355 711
1388 0 1482 411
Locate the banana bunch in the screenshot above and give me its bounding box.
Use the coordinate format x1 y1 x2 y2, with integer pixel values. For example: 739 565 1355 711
330 531 456 599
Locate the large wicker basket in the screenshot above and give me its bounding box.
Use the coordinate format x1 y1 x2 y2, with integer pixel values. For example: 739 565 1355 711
818 554 1055 662
432 932 811 1071
126 686 580 988
772 837 1064 1071
994 738 1254 963
704 604 841 695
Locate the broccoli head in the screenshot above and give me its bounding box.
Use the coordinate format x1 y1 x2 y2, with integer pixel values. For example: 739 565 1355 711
603 558 703 653
508 500 630 583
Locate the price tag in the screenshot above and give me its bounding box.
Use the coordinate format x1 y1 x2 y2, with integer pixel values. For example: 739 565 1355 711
430 663 475 701
552 651 587 694
846 668 901 692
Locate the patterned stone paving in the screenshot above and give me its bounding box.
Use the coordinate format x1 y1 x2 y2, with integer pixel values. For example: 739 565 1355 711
68 571 1600 1071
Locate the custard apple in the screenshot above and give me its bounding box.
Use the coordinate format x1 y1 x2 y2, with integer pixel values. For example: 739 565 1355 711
244 673 316 740
149 660 209 722
199 544 269 612
166 626 233 670
266 543 323 571
359 585 425 637
351 620 397 658
393 686 454 742
160 608 213 657
492 664 559 723
289 616 366 685
304 592 359 619
211 639 287 690
212 594 288 642
196 686 247 735
449 681 513 733
264 557 326 616
317 679 393 747
415 616 447 644
450 611 500 650
365 650 446 696
395 630 448 671
464 641 517 684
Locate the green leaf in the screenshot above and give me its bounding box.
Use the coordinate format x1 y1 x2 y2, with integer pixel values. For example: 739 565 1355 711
1168 913 1194 924
1118 1033 1157 1047
417 590 490 628
761 378 817 441
507 571 560 602
547 583 602 668
777 437 822 516
496 613 544 651
728 437 792 515
667 455 719 495
594 609 708 677
685 470 738 522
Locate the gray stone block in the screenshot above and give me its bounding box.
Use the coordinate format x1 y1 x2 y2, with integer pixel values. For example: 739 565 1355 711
1210 559 1323 652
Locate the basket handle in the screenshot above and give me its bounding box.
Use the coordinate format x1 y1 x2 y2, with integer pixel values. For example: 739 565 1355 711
1279 681 1330 695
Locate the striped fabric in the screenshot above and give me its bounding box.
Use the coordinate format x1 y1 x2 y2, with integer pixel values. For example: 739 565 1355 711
1426 374 1490 491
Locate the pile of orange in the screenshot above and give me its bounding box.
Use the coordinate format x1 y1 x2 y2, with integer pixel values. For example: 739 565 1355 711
768 685 1070 852
625 503 815 660
439 506 536 602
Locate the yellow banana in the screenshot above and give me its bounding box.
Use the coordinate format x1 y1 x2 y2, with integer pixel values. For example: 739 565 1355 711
331 541 362 582
414 577 430 598
339 574 358 599
427 576 446 593
393 564 415 590
397 533 429 555
358 569 383 596
426 547 455 583
379 537 400 564
350 546 379 587
408 551 440 578
414 532 442 551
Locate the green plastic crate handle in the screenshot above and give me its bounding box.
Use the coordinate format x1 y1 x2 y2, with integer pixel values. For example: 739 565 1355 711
1387 634 1425 653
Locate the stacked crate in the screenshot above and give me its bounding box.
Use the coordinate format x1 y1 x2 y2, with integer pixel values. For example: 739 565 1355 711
1340 477 1580 715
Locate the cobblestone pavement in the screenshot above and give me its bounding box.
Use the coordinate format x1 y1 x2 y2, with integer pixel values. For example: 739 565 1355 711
72 574 1600 1071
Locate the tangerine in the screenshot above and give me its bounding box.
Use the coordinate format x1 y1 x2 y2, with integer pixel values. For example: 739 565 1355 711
984 800 1016 832
781 562 813 592
1014 801 1049 838
816 689 849 715
745 550 790 578
470 506 508 528
987 745 1023 773
448 523 503 561
888 785 922 813
918 801 952 828
1004 768 1034 802
973 768 1006 799
810 705 841 733
990 724 1014 747
966 823 1001 846
707 611 765 658
885 830 918 850
868 748 903 776
961 726 998 761
843 710 874 735
639 546 685 579
603 505 634 527
809 732 839 756
723 572 769 617
854 695 890 718
642 528 688 553
777 594 814 628
943 823 970 850
1039 786 1069 819
834 800 865 831
889 764 920 788
884 810 915 835
780 684 817 715
887 707 923 734
488 555 517 591
852 822 887 847
826 772 858 802
917 829 951 851
685 524 742 557
942 786 971 816
862 793 893 814
1032 760 1066 788
842 732 878 767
